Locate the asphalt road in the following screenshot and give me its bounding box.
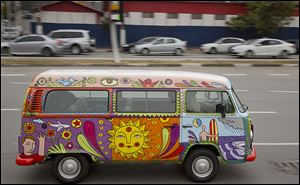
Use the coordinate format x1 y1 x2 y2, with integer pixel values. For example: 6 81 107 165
1 66 299 184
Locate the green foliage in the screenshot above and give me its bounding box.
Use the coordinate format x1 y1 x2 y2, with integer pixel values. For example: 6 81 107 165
226 1 297 36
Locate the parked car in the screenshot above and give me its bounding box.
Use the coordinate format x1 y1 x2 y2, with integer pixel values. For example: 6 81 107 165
122 37 159 53
286 39 299 54
1 27 21 40
200 37 245 54
1 34 63 56
230 38 297 58
134 37 187 55
47 29 93 55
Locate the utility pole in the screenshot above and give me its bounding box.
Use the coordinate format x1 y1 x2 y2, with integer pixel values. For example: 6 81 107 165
110 21 121 63
102 1 121 63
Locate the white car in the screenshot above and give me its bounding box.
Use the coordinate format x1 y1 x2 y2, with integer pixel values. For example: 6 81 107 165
47 29 93 55
134 37 187 55
230 38 297 58
200 37 245 54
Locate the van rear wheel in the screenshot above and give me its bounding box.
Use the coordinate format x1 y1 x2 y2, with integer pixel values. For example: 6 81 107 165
183 149 219 182
52 154 90 184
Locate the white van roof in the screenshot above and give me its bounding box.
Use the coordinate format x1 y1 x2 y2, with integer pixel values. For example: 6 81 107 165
31 69 232 89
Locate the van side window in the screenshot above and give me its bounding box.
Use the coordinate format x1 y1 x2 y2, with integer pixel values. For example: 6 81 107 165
43 90 109 113
186 91 234 113
116 90 176 113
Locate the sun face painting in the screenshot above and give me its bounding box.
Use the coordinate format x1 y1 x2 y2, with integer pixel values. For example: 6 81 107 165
108 120 151 159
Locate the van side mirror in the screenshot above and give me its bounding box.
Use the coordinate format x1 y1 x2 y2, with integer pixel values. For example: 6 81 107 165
216 104 226 118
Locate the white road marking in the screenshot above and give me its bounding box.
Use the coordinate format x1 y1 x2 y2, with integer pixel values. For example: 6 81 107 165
235 90 248 92
1 109 21 111
249 111 278 114
223 74 248 76
270 90 299 93
253 143 299 146
1 74 27 77
268 74 291 76
8 82 31 85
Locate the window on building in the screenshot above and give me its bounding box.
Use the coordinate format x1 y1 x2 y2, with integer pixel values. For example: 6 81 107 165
186 91 234 113
142 12 154 18
215 14 226 20
116 90 176 113
191 14 203 20
167 13 178 19
44 90 109 113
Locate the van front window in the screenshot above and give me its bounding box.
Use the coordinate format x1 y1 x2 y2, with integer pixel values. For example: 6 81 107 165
232 89 246 113
186 91 234 113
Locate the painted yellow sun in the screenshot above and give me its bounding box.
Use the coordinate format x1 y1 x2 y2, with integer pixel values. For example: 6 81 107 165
108 120 151 159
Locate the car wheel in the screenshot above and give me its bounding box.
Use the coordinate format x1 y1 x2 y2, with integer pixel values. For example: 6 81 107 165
141 48 150 56
129 47 135 54
210 47 217 54
183 149 219 183
278 50 289 59
1 47 10 56
245 50 255 58
174 48 184 56
42 47 52 57
52 154 90 184
71 45 81 55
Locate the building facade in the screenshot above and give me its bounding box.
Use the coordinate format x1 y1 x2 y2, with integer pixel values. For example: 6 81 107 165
32 1 299 47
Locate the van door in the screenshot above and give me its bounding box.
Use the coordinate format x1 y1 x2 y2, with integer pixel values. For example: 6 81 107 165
180 90 247 161
110 89 182 161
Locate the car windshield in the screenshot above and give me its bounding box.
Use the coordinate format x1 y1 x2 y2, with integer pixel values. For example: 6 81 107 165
232 88 246 113
138 37 158 43
245 39 257 45
214 38 223 43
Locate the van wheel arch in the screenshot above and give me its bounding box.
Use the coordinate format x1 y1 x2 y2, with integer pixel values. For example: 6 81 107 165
47 153 94 164
182 144 222 163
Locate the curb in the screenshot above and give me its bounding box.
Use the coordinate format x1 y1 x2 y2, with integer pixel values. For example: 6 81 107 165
1 57 299 67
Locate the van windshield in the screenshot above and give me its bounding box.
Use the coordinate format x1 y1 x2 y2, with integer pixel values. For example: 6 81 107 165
232 89 246 113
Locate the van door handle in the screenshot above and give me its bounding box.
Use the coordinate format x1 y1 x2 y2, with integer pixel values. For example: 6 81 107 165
183 125 193 128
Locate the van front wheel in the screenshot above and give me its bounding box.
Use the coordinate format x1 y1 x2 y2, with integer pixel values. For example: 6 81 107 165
183 149 219 182
52 154 90 184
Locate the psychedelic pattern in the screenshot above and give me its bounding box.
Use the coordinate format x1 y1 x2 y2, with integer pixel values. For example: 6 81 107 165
32 76 228 90
180 115 246 162
19 117 183 162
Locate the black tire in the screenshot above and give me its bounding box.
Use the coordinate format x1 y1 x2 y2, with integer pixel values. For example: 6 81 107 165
51 154 90 184
209 47 217 54
245 50 254 58
42 47 52 57
141 48 150 55
183 149 219 182
71 45 81 55
174 48 184 56
1 47 10 56
278 50 289 59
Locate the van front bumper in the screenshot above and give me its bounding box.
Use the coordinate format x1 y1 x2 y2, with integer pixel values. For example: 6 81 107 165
16 154 44 166
246 146 256 162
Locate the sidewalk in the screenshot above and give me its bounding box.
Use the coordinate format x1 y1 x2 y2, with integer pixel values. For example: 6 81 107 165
1 56 298 67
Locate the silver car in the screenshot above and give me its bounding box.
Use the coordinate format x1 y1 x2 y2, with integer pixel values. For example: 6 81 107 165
134 37 187 55
47 29 93 55
1 34 63 56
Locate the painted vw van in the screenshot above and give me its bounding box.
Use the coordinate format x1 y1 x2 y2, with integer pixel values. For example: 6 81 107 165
16 69 256 183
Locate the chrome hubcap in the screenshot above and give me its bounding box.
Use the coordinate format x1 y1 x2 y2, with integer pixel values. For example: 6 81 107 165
192 157 213 178
58 157 81 179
